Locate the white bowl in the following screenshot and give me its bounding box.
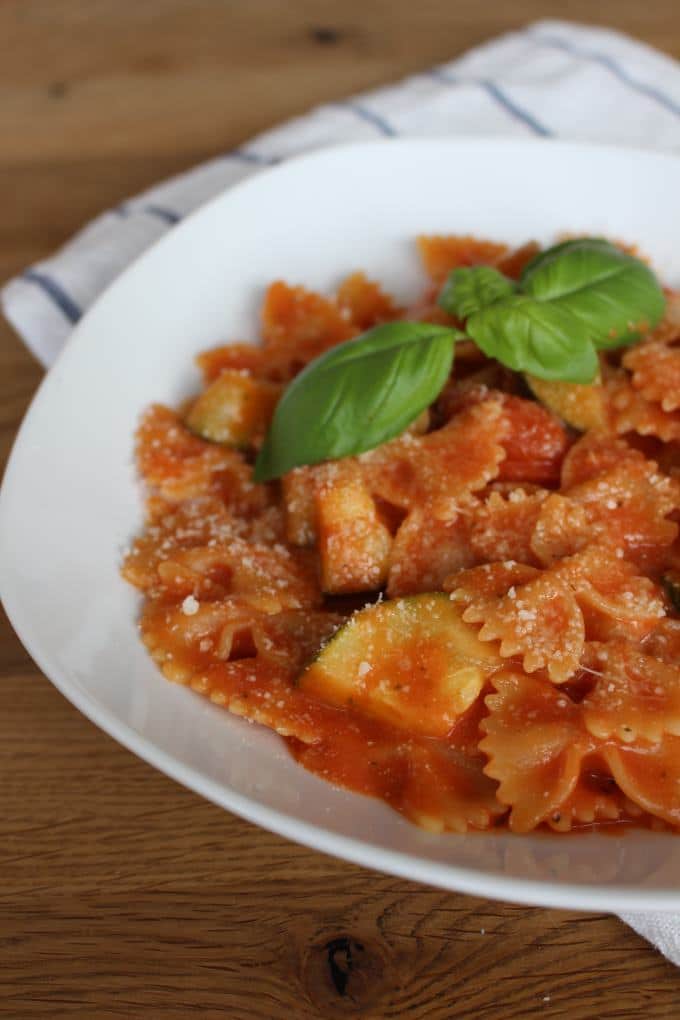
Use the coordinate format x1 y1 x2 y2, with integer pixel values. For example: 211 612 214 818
2 138 679 912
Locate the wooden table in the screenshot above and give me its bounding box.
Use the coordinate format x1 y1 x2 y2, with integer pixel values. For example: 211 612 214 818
2 3 680 1016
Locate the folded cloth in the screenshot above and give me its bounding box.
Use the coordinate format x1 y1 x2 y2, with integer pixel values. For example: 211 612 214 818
5 18 680 366
4 18 680 962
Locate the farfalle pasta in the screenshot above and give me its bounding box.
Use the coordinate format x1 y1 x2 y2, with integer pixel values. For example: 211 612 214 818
123 235 680 834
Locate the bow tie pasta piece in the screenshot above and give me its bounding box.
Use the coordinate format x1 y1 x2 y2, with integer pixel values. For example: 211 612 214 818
574 567 665 642
395 742 507 833
122 495 248 591
468 489 547 566
358 398 508 510
195 341 268 383
387 502 476 597
445 561 540 613
480 672 593 833
251 609 347 670
298 594 501 739
260 281 357 380
603 738 680 828
153 539 322 611
545 761 629 832
142 597 336 680
145 601 345 742
564 462 680 572
448 545 663 681
560 430 648 489
416 233 540 294
608 371 680 443
136 404 270 512
624 341 680 413
292 722 505 833
416 234 509 285
434 386 570 487
495 242 543 280
335 272 402 331
460 572 585 684
530 493 593 566
123 499 288 595
582 642 680 744
555 545 666 643
141 596 263 683
204 660 342 742
560 432 680 570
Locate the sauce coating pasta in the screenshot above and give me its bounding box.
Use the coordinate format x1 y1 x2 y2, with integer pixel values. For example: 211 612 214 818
123 235 680 834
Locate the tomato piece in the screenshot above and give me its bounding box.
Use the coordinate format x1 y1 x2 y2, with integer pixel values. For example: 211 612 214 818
497 395 571 485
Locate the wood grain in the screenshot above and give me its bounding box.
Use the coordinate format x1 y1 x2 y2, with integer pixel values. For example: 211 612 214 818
2 2 680 1016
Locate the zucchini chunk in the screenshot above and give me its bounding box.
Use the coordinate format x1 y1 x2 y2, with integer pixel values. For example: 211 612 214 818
316 469 392 594
525 372 607 432
282 467 318 546
299 593 501 737
185 370 280 448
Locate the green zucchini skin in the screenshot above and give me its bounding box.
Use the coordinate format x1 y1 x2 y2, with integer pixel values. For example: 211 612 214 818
524 372 606 431
185 371 280 448
298 592 501 738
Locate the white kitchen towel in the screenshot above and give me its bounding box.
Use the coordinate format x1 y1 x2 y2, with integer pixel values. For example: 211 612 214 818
3 18 680 963
5 18 680 366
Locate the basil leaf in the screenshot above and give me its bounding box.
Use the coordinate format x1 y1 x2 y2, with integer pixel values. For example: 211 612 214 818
522 238 666 349
467 295 599 384
520 237 614 278
438 265 516 319
253 322 462 482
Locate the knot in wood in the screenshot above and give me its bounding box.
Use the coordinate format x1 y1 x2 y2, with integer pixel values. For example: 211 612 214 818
310 26 341 45
302 933 389 1015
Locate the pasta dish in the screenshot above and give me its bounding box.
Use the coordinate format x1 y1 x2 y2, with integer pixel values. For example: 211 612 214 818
123 235 680 834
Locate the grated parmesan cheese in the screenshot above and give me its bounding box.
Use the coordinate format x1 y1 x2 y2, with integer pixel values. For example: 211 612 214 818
181 594 200 616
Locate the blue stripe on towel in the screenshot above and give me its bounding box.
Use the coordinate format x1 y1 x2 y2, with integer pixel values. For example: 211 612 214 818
479 79 552 137
113 203 182 224
329 100 397 137
23 270 81 324
428 68 552 137
532 32 680 119
143 204 182 225
227 148 282 166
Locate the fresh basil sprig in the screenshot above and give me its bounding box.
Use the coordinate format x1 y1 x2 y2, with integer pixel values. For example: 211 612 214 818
439 265 516 319
252 238 665 479
253 321 464 482
438 238 665 383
